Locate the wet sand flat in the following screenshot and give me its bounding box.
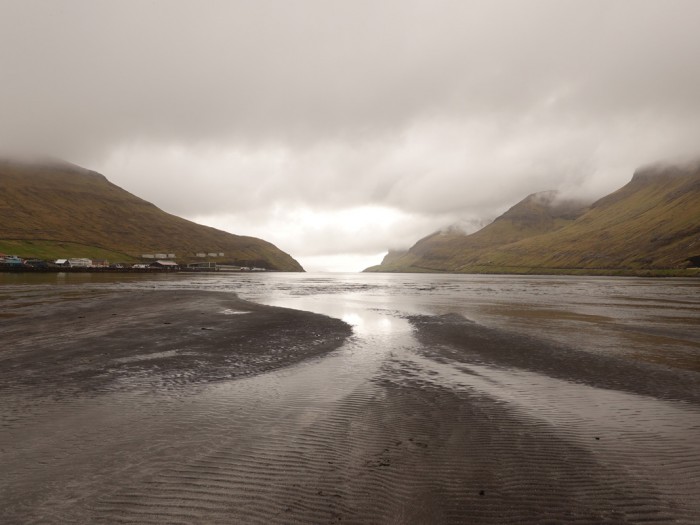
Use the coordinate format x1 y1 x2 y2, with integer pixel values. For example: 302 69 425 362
1 279 700 524
0 289 352 396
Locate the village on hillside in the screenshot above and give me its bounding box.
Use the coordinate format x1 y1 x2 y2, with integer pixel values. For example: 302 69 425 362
0 252 269 272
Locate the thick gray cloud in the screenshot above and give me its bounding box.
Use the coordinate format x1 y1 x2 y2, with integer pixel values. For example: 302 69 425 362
2 0 699 270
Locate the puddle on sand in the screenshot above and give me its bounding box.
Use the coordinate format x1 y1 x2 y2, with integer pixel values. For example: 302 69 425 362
220 309 251 315
112 349 198 364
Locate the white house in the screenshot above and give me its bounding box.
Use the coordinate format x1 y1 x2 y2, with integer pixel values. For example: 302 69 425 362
68 258 92 267
151 260 179 269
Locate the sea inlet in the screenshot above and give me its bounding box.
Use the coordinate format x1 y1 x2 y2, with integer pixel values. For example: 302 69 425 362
1 272 699 523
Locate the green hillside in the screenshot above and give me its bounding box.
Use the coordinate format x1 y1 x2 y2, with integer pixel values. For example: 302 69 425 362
366 161 700 275
0 159 303 271
366 190 589 272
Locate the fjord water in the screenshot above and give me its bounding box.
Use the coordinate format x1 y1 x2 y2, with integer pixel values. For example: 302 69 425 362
1 272 699 523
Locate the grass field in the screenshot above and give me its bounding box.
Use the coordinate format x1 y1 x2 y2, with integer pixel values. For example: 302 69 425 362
0 240 137 262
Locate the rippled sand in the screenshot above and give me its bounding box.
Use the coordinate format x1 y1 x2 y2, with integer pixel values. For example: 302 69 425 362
1 278 699 524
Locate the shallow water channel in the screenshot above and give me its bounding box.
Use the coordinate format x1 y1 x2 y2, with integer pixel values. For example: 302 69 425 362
1 272 699 523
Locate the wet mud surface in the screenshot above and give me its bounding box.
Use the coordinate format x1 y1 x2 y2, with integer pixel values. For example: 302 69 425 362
408 313 700 403
1 289 351 396
1 274 699 524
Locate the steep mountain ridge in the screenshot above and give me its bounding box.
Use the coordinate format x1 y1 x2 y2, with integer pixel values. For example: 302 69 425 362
0 159 303 270
366 161 700 274
366 190 589 272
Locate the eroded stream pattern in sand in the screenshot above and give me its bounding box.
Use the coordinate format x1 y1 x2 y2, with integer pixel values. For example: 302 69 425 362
1 273 699 523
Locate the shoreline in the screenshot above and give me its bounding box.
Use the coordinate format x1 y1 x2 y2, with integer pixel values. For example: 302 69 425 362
364 267 700 277
0 267 285 274
3 265 699 277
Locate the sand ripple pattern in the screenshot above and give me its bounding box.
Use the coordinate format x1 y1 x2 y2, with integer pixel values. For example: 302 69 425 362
2 276 699 524
3 335 699 524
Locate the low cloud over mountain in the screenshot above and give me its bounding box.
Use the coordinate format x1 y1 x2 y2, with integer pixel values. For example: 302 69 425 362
2 1 699 270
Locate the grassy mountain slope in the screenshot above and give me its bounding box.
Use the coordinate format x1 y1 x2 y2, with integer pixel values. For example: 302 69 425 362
365 191 589 272
366 161 700 275
0 159 303 270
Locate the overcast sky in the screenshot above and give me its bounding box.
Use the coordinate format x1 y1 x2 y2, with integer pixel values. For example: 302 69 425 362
2 0 699 271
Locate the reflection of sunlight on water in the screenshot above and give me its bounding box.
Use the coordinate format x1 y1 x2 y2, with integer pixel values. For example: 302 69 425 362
341 312 363 328
260 293 411 338
341 312 400 335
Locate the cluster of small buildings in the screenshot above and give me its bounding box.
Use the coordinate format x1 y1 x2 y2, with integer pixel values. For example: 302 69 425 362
1 253 268 272
185 262 267 272
140 253 177 259
0 253 180 271
54 258 180 269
